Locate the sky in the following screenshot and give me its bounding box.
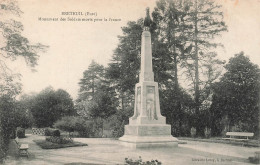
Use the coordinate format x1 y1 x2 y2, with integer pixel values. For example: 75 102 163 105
5 0 260 100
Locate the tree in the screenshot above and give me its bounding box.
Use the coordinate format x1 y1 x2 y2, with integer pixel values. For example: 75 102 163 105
151 0 196 136
14 104 34 128
210 52 260 136
76 60 116 126
85 86 117 135
30 87 75 127
0 1 47 161
0 95 16 157
15 93 37 128
87 89 117 119
163 0 227 135
78 60 105 102
160 84 195 136
106 20 143 110
152 0 193 91
0 0 48 97
186 0 227 114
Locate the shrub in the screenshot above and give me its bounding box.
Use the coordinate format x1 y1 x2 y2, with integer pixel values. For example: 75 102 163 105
112 123 125 138
76 122 93 138
44 128 60 136
0 95 17 159
53 116 74 134
0 150 4 164
125 156 161 165
190 127 196 138
44 128 52 136
45 136 73 144
109 106 133 138
249 156 260 164
92 117 103 137
0 132 5 164
16 127 25 138
54 116 94 137
204 127 211 138
52 130 60 137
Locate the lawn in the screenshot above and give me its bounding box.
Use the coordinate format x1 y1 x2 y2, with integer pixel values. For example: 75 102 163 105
178 137 260 147
33 139 88 149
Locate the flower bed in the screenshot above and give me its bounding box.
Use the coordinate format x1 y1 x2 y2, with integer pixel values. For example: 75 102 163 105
46 136 73 144
33 139 87 149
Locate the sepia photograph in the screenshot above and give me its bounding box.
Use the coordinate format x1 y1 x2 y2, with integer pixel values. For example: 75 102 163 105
0 0 260 164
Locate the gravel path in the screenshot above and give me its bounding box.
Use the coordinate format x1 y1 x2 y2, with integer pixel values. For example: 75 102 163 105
5 134 258 165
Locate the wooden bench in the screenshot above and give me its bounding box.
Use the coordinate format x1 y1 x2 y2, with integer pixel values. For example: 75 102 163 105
15 139 29 158
222 132 254 141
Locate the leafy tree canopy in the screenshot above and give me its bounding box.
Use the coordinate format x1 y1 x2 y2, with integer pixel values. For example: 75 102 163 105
210 52 260 134
0 0 48 97
30 87 75 128
78 60 105 102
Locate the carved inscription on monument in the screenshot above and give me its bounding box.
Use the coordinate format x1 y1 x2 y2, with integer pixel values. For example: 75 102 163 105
138 126 171 136
146 86 158 120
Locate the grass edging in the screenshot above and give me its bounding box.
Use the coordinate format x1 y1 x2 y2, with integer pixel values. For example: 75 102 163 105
178 137 260 147
33 139 88 149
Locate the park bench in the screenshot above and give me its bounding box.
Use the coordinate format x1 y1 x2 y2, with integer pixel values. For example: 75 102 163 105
222 132 254 141
15 139 29 158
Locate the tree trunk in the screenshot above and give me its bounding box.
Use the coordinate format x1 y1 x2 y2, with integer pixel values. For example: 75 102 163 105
92 74 95 100
258 89 260 139
174 51 179 91
121 93 124 111
101 118 104 137
194 0 200 114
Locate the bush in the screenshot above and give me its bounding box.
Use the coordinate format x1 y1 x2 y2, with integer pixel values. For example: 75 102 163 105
249 155 260 164
0 133 5 164
44 128 60 136
0 150 4 164
77 122 93 138
191 127 196 138
204 127 211 138
109 106 133 138
125 156 161 165
0 95 17 159
92 117 103 137
52 130 60 137
16 127 25 138
46 136 73 144
34 139 87 149
44 128 52 136
54 116 94 137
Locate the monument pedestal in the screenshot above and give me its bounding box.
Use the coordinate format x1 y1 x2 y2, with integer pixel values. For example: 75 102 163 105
119 124 178 148
120 135 178 148
119 9 178 148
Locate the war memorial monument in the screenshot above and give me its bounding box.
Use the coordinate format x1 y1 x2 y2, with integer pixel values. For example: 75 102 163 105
119 9 178 148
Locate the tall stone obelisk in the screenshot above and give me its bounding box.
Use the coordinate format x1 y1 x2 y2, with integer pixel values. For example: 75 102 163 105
119 8 178 148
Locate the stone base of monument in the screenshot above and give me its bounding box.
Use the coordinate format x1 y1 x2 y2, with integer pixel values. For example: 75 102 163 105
119 135 178 148
119 124 178 149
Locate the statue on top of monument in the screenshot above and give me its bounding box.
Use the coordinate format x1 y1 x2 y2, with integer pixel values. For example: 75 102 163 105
144 7 152 30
